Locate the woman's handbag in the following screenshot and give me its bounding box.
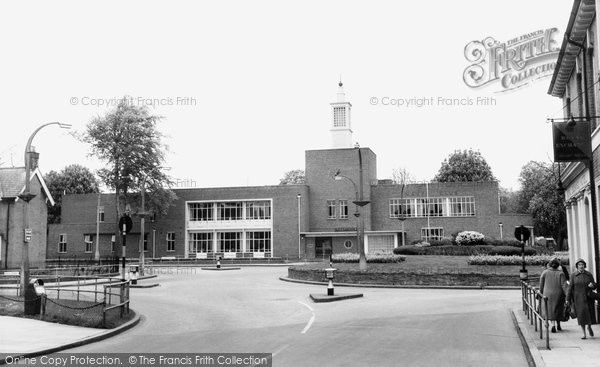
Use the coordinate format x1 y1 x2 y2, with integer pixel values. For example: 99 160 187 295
562 303 571 322
569 302 577 319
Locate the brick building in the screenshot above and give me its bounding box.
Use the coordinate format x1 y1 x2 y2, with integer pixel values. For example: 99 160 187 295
0 167 54 269
47 83 532 261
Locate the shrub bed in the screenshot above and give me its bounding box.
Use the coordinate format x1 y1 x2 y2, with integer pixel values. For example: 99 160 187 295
393 245 538 256
332 253 406 263
468 254 570 266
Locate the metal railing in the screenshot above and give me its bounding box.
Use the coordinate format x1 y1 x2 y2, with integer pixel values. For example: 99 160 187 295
521 280 550 349
44 276 130 327
0 276 130 328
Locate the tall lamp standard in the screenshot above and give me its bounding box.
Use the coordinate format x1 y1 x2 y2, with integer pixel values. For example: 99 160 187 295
138 167 169 276
297 194 302 259
334 170 369 271
19 122 72 298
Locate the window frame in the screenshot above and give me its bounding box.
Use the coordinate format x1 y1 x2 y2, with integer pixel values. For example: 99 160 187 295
217 231 242 252
189 232 213 253
246 231 271 252
339 200 349 219
84 234 93 253
58 233 67 253
166 232 176 252
327 200 336 219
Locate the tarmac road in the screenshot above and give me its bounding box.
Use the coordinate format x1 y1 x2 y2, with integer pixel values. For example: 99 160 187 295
63 266 528 367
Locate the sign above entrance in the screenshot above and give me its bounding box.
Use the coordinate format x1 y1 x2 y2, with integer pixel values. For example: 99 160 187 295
334 227 357 232
552 120 592 162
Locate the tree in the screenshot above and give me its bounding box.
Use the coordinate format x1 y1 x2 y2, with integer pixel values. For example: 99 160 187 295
279 169 305 184
517 161 567 249
82 97 176 244
44 164 100 223
392 167 413 246
499 187 521 213
433 149 496 182
391 167 414 185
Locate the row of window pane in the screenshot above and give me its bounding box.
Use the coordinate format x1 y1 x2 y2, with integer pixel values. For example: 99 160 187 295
188 231 272 253
189 201 271 221
327 200 349 219
421 227 444 241
389 197 475 218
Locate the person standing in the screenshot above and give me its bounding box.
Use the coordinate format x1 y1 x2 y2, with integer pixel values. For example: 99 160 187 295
566 258 597 339
540 258 567 332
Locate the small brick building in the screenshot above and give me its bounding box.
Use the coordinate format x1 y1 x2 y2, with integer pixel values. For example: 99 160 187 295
0 167 53 269
47 84 532 261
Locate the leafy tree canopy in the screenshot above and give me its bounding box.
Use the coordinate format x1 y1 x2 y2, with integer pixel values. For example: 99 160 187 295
516 161 567 248
44 164 100 223
433 149 496 182
82 97 176 232
280 169 305 184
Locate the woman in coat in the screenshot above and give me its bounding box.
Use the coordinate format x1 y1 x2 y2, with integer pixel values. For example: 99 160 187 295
539 258 567 332
566 258 596 339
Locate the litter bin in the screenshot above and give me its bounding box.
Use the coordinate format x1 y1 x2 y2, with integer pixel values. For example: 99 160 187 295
129 265 139 285
24 279 44 315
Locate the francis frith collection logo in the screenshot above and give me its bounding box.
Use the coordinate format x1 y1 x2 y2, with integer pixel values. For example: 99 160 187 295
463 28 560 92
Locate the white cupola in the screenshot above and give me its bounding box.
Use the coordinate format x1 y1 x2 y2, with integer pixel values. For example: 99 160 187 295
330 81 353 148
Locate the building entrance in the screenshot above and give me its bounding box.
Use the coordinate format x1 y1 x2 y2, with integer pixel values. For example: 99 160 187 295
315 237 332 259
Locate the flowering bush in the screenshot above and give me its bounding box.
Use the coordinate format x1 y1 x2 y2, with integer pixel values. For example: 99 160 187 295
332 253 406 263
455 231 485 246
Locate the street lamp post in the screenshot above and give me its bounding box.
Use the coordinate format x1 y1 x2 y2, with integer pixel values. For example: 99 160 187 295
297 194 302 259
334 169 369 271
139 175 147 276
138 167 169 275
19 122 71 299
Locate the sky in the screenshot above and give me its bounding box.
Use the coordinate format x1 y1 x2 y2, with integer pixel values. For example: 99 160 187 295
0 0 576 191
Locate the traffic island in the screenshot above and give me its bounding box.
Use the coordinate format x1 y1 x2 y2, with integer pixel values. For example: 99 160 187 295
201 267 241 271
308 264 363 302
310 293 363 303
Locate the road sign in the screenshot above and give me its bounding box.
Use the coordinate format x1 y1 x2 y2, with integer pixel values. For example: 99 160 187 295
119 215 133 234
514 225 531 243
24 228 32 243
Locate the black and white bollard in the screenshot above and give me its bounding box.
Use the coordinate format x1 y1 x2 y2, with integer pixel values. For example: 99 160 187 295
216 256 221 269
325 266 336 296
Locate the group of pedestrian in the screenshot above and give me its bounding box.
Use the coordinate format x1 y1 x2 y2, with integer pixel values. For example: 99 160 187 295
539 257 598 339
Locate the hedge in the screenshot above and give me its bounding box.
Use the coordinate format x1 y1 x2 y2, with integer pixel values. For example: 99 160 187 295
393 245 538 256
331 253 406 263
468 254 570 266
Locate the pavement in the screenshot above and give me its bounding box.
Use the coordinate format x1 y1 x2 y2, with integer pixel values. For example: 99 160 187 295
0 314 140 364
512 307 600 367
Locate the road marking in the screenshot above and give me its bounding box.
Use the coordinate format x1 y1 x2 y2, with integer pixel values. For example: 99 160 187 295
252 344 289 367
272 344 290 357
298 301 315 334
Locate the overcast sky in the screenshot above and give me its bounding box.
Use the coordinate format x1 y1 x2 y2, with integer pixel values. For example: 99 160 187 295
0 0 575 191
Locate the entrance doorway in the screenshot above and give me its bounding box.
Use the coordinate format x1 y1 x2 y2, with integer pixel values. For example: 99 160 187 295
315 237 332 259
